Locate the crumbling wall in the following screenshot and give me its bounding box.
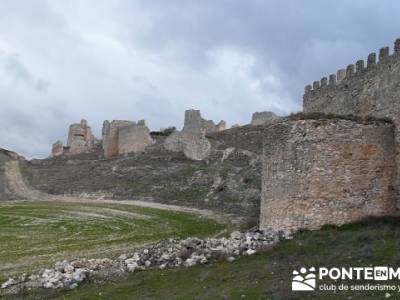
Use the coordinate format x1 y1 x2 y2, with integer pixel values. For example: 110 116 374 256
51 141 64 157
260 119 396 232
251 111 280 126
118 120 153 155
183 109 225 133
164 110 224 160
102 120 153 158
66 119 96 155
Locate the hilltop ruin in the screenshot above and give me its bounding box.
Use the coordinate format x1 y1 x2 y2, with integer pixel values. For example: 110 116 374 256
164 109 226 160
102 120 153 158
14 37 400 234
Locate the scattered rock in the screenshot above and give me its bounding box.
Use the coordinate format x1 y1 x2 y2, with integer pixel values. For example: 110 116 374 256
1 278 16 289
1 229 286 293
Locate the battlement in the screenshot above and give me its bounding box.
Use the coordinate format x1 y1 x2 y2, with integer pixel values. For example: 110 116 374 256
304 38 400 95
303 38 400 134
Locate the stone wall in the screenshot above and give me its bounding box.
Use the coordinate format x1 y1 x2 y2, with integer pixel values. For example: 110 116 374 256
251 111 280 126
51 141 64 157
164 110 225 160
303 37 400 201
183 109 225 133
260 119 396 232
303 38 400 122
102 120 153 158
66 119 96 155
118 120 153 155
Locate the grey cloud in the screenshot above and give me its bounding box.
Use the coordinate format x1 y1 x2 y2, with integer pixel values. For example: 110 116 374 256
0 0 399 158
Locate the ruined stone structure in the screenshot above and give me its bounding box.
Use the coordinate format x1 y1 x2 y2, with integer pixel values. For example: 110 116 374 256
260 37 400 231
50 119 96 157
164 110 225 160
250 111 280 126
67 119 96 155
102 120 153 158
260 119 396 231
182 109 226 133
51 141 64 157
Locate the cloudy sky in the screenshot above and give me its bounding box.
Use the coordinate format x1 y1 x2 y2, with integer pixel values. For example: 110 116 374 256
1 0 399 158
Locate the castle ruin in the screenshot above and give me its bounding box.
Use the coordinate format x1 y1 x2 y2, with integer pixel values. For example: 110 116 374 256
164 109 226 160
51 119 96 156
51 141 64 157
102 120 153 158
67 119 96 155
260 37 400 232
251 111 280 126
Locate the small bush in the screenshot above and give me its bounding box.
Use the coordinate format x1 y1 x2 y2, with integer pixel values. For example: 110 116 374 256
287 112 392 124
150 126 176 137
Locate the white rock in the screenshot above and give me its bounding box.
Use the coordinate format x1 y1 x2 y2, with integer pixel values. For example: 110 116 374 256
184 258 197 267
127 262 138 272
118 254 127 260
1 278 16 289
161 253 171 261
124 258 137 265
145 260 151 267
227 256 235 262
159 264 167 270
246 249 256 255
72 269 87 282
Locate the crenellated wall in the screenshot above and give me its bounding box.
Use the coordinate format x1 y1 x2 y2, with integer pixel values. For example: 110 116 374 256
304 38 400 121
303 37 400 202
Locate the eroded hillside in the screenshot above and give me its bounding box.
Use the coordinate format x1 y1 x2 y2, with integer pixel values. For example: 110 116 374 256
19 126 264 223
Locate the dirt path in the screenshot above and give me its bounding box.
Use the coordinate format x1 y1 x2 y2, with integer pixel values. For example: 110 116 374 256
4 161 239 225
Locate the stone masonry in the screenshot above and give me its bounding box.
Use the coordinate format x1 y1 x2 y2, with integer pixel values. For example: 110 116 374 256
164 109 225 160
117 120 153 155
303 38 400 200
66 119 96 155
51 141 64 157
251 111 280 126
260 119 396 231
102 120 153 158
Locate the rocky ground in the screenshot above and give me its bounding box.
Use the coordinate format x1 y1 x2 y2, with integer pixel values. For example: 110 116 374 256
0 229 291 295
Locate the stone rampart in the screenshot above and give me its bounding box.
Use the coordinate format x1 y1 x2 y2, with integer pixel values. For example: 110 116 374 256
102 120 153 158
164 110 224 160
303 37 400 202
66 119 96 155
260 118 396 231
304 38 400 122
251 111 280 126
51 141 64 157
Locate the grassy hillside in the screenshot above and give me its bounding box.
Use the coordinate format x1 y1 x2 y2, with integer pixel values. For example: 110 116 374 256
19 128 263 220
12 217 400 300
0 201 223 281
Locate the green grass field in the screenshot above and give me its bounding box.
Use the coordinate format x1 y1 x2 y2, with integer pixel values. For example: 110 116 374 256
0 201 224 281
10 217 400 300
